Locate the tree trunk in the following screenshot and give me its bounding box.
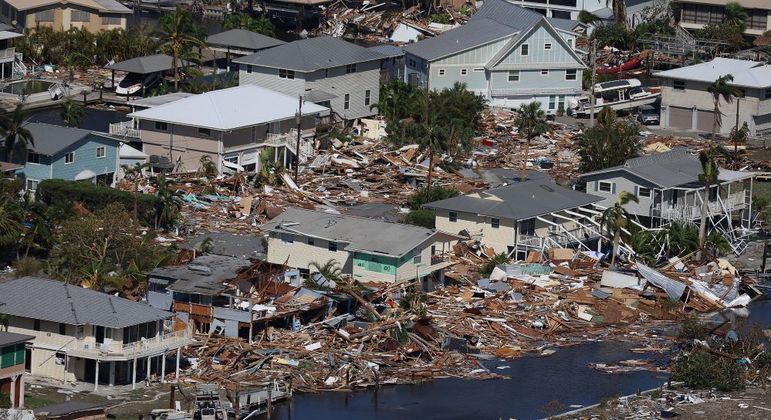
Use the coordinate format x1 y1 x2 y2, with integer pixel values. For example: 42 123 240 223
611 228 620 268
711 98 719 141
520 136 530 181
426 148 434 189
172 47 179 91
697 179 710 260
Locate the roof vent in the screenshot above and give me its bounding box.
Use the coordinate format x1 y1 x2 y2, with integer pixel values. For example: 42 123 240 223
539 184 554 192
188 264 212 274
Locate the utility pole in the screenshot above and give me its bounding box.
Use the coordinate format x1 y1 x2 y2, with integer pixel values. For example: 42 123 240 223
589 39 597 127
294 95 303 180
734 94 741 169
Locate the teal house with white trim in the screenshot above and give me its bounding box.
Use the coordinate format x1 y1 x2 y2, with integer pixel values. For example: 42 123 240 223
4 123 121 190
403 0 586 113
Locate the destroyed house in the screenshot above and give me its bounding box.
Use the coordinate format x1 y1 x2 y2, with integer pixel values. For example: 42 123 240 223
4 123 121 191
581 148 757 254
425 178 603 260
147 255 252 333
235 36 386 121
0 277 190 390
126 85 329 174
262 208 458 284
402 0 585 112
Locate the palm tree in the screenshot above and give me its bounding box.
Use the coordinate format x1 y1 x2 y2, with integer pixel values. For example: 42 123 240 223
417 91 447 188
606 0 626 25
724 2 748 30
157 7 204 90
154 173 181 229
372 80 418 123
198 155 217 178
0 104 33 163
122 162 152 221
665 222 699 257
696 146 722 260
223 13 276 36
309 259 342 285
600 191 639 268
707 75 741 141
730 122 750 169
0 198 23 259
0 314 9 331
60 100 86 127
515 102 549 182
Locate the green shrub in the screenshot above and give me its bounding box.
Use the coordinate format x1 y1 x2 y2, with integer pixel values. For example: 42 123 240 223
403 208 436 229
479 253 511 277
36 179 159 226
671 349 745 391
407 186 459 210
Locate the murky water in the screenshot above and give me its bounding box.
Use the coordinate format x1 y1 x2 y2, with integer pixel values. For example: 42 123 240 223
28 106 129 132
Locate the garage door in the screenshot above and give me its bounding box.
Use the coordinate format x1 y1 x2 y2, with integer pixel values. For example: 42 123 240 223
696 110 714 132
668 106 692 129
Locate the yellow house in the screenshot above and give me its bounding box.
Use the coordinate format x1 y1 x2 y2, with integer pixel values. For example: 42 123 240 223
0 0 130 32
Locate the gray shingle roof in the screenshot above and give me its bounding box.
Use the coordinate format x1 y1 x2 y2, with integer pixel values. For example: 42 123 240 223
403 0 547 61
106 54 179 74
148 255 252 295
0 331 34 347
19 123 118 156
425 180 602 220
367 45 404 58
0 277 173 328
403 18 514 61
262 208 441 257
582 148 704 188
205 29 285 52
233 36 386 72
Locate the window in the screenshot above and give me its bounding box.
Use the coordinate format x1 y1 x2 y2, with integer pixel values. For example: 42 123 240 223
638 187 652 198
198 128 211 137
278 69 295 79
27 151 40 164
460 68 468 76
508 70 520 82
565 69 577 80
765 89 771 99
105 328 113 339
491 218 500 229
280 233 294 245
76 325 84 339
26 179 39 191
307 237 315 246
364 90 371 106
709 185 718 201
558 95 565 111
408 58 417 68
473 68 484 72
64 152 74 164
673 80 686 91
71 10 90 22
548 96 556 110
155 121 168 131
33 319 40 331
598 181 612 192
344 94 350 110
59 323 66 335
541 69 549 76
96 146 105 158
328 242 338 252
102 15 122 25
345 63 357 73
245 65 252 74
438 68 445 76
567 38 574 48
413 254 422 264
449 211 457 222
36 10 54 22
519 218 535 236
544 43 552 50
521 44 529 55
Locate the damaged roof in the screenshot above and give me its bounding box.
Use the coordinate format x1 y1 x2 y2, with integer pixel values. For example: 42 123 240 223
262 208 450 258
148 255 252 296
0 277 172 328
425 179 602 220
205 29 285 52
234 36 386 72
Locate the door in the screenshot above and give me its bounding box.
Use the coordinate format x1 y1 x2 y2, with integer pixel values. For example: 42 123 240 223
95 326 105 344
696 109 714 133
668 106 692 129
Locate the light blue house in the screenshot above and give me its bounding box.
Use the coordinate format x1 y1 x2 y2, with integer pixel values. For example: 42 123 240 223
9 123 121 190
403 0 586 113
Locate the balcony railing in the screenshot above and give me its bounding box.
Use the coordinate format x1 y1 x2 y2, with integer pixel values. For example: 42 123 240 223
264 129 314 161
0 47 15 61
109 120 141 138
67 329 191 359
655 192 746 221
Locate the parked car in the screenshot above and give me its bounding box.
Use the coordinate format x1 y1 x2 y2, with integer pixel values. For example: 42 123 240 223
637 105 660 125
115 72 161 96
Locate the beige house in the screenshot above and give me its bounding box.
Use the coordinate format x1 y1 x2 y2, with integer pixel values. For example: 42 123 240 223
0 0 130 32
675 0 771 36
425 175 604 260
656 58 771 136
262 208 458 285
0 277 192 390
125 84 329 173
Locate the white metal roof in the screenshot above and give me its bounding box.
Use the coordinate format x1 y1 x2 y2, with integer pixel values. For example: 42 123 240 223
654 58 771 88
128 85 329 131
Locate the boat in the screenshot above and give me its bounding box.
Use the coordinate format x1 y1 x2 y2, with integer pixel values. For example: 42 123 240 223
567 79 661 117
192 384 228 420
596 54 644 75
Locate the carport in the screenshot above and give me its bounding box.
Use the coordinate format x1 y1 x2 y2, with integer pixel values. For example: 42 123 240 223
105 54 182 96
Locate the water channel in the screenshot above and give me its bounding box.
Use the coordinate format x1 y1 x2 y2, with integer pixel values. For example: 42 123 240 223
267 300 771 419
